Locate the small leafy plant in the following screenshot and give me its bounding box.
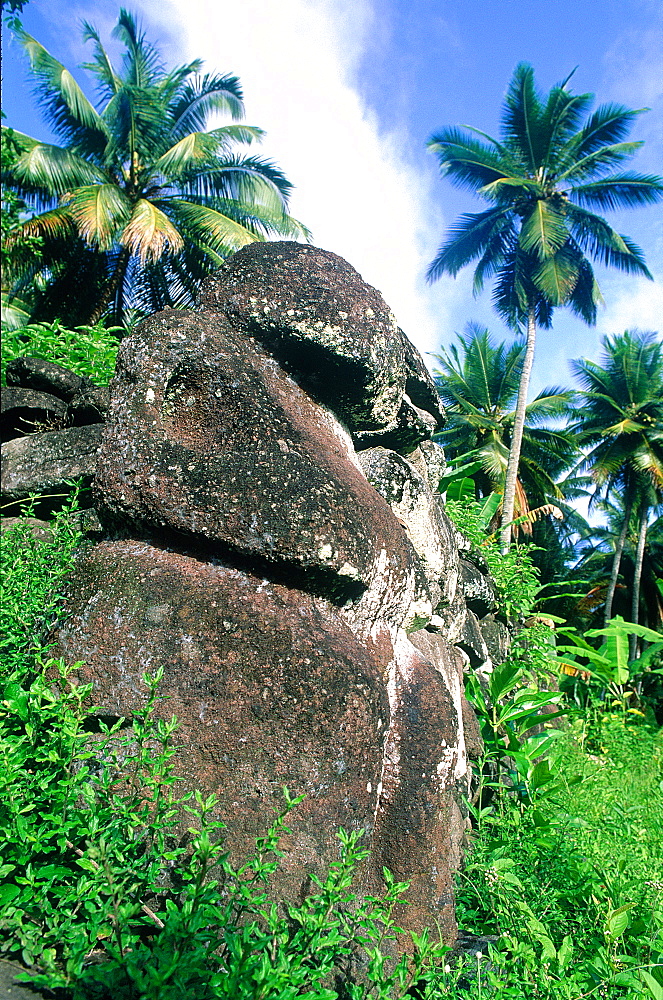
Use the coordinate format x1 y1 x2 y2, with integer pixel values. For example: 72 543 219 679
1 319 123 386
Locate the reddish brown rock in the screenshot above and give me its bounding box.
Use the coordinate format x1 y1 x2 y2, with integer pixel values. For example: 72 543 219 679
373 633 465 942
95 309 424 629
54 538 390 897
197 242 443 446
50 248 477 953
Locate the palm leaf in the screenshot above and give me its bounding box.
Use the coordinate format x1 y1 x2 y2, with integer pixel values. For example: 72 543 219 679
427 127 517 194
572 172 663 210
65 184 132 250
426 208 512 281
120 199 184 262
501 62 546 171
519 200 569 259
81 22 122 98
15 26 109 155
169 72 245 136
12 206 75 242
113 8 163 88
178 153 294 203
154 126 264 177
167 199 261 259
10 141 105 196
570 104 645 160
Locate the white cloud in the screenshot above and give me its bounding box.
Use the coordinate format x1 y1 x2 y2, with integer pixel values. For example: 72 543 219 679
141 0 444 357
597 274 663 337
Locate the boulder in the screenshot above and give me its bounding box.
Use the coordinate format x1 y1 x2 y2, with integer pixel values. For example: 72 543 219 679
374 632 467 941
95 310 423 631
5 356 92 401
1 387 67 442
52 246 476 950
1 424 102 509
197 242 443 448
54 539 390 903
459 557 498 617
403 439 447 493
358 446 459 610
456 609 491 669
67 384 110 425
479 614 511 665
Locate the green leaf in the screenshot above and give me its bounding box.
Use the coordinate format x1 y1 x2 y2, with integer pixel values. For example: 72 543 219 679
66 184 132 250
639 969 663 1000
519 200 569 259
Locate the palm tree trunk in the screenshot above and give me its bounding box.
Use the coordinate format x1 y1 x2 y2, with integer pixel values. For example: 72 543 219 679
604 492 633 625
629 504 648 658
500 303 537 554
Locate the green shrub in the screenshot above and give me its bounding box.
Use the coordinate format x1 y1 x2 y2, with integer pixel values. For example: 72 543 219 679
1 503 455 998
445 497 541 622
1 319 123 386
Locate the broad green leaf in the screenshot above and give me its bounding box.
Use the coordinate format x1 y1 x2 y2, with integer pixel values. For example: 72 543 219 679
639 969 663 1000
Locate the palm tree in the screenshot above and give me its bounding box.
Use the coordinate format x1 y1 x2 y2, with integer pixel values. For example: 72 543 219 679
570 330 663 629
431 322 578 521
575 497 663 639
426 62 663 552
2 10 308 326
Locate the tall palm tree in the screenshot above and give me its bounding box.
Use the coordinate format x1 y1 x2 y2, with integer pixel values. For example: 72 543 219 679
575 496 663 638
2 10 308 325
426 62 663 552
431 323 578 520
570 330 663 628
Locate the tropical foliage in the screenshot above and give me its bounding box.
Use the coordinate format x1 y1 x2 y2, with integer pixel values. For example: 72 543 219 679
2 9 308 326
570 330 663 629
431 322 577 523
427 61 663 550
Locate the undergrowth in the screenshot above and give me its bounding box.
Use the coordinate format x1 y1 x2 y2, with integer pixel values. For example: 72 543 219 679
1 496 662 998
1 319 122 386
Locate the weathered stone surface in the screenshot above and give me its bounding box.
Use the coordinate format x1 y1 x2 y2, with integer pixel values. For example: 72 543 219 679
354 395 439 451
49 247 479 951
54 539 390 902
67 384 110 425
429 589 467 643
96 310 422 631
479 614 511 665
399 331 445 428
456 609 491 669
1 387 67 441
1 424 102 505
374 632 466 942
5 356 92 401
459 558 498 617
404 439 447 493
197 242 443 447
358 447 459 611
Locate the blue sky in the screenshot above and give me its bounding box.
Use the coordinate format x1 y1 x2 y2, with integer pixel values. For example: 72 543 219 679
2 0 662 395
